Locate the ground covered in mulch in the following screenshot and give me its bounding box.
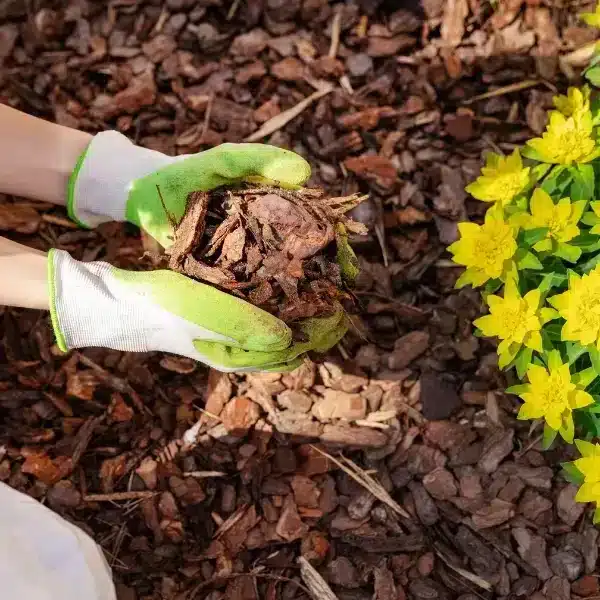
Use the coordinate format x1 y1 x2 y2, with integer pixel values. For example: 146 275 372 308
2 1 600 599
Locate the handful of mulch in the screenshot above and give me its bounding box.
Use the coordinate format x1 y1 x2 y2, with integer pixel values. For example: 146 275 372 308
162 184 368 339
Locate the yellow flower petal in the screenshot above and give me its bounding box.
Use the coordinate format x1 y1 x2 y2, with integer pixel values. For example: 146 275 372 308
524 330 542 352
576 482 600 503
526 364 549 387
531 188 555 218
571 390 594 410
518 401 545 420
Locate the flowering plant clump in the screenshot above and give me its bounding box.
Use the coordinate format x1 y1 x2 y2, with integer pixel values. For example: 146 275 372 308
448 12 600 516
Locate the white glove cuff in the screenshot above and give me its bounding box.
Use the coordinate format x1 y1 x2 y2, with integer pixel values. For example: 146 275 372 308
69 131 176 228
49 249 150 351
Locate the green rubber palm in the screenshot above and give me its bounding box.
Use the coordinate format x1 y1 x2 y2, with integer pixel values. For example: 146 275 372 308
128 143 311 247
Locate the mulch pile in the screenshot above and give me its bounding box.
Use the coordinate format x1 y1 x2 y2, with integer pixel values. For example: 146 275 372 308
166 186 366 327
1 1 599 599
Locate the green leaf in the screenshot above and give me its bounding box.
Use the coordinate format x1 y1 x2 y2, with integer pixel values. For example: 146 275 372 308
585 376 600 398
531 163 552 183
542 423 558 450
505 384 529 395
518 227 549 247
554 243 582 263
573 367 597 388
521 145 547 162
587 51 600 70
482 278 503 296
581 211 600 226
569 232 600 249
515 248 543 270
570 164 595 201
586 65 600 87
538 272 567 294
567 342 587 365
560 462 585 485
580 251 600 273
586 403 600 414
543 322 563 341
515 346 533 379
590 346 600 376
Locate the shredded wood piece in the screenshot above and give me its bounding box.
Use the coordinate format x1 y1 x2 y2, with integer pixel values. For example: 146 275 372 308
298 556 340 600
462 80 541 105
328 9 342 59
42 214 80 229
183 471 227 478
434 548 493 592
84 491 156 502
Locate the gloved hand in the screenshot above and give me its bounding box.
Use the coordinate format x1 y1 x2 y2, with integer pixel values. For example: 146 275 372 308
57 135 347 370
68 132 311 248
48 249 336 372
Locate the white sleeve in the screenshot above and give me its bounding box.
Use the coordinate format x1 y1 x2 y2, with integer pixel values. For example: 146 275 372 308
0 482 116 600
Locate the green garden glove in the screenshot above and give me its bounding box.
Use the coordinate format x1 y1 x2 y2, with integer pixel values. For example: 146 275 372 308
58 133 347 371
48 249 329 372
68 132 311 248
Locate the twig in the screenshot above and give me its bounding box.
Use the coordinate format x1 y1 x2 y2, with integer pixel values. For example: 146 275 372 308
156 184 178 231
226 0 242 20
310 446 411 519
434 548 492 592
328 8 342 58
187 571 312 599
374 221 389 268
184 470 227 479
462 80 541 105
214 504 251 539
198 93 213 145
245 85 333 142
298 556 340 600
84 491 156 502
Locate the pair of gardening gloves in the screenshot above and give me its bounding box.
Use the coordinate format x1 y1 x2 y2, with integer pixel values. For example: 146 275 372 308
52 133 347 371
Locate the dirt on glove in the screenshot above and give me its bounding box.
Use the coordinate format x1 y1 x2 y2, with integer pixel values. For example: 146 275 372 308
161 184 367 337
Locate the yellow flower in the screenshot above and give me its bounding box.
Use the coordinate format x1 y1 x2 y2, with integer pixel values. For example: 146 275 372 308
474 278 555 368
526 110 600 165
517 355 593 442
465 149 530 207
553 86 590 118
572 439 600 522
519 188 585 253
448 206 517 288
582 4 600 28
549 267 600 348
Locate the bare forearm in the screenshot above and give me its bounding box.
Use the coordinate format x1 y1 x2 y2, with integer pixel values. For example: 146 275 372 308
0 236 48 309
0 105 91 205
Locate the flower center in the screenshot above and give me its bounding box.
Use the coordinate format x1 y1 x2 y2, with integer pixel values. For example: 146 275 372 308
539 375 569 411
558 128 594 162
546 211 564 237
498 304 528 339
495 174 523 200
574 286 600 332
